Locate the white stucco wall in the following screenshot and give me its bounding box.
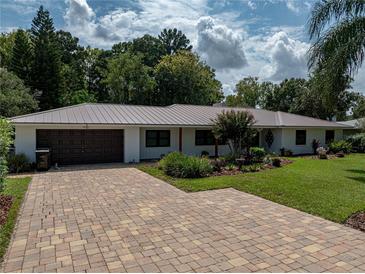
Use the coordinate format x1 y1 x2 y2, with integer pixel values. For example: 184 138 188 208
124 127 140 163
14 125 36 162
261 128 283 154
281 128 344 154
14 124 346 164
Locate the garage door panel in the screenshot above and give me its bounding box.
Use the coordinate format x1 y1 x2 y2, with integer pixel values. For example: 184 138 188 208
36 129 124 165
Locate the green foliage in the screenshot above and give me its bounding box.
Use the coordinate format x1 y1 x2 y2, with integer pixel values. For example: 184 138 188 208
0 68 38 117
105 52 156 104
112 34 166 67
7 154 31 173
9 29 32 84
262 78 308 113
158 28 192 55
0 119 13 192
210 157 226 172
0 31 16 68
328 140 352 154
60 89 96 106
85 47 111 102
159 152 213 178
155 51 223 106
212 110 256 157
226 77 261 107
308 0 365 76
240 163 263 173
30 6 62 110
249 147 266 162
347 133 365 152
352 94 365 119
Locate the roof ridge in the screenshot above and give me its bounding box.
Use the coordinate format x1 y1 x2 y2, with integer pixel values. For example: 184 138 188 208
276 111 283 126
9 103 89 120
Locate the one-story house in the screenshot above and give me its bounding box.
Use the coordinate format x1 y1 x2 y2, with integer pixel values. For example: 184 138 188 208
10 103 352 165
339 118 363 137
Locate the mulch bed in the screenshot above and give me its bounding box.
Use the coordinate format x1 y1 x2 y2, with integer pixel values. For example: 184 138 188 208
345 211 365 232
212 158 293 176
0 194 13 227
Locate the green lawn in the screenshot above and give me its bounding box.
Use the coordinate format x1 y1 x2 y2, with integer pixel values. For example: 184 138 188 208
0 177 31 263
138 154 365 223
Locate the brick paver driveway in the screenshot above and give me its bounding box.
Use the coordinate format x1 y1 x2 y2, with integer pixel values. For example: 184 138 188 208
3 166 365 272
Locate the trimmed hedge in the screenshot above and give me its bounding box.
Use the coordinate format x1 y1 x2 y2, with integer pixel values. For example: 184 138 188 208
159 152 213 178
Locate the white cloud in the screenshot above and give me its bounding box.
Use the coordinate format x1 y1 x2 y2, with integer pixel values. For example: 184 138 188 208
247 1 257 10
285 0 300 13
63 0 207 48
352 66 365 94
260 31 309 81
196 16 247 70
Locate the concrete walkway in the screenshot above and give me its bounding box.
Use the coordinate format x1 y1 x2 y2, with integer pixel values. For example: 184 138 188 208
3 166 365 272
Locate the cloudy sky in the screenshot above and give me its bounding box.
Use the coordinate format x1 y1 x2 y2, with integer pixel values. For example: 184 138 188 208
1 0 364 94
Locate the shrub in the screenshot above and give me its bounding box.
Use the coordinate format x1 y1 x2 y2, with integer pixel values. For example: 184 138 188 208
316 147 328 159
347 133 365 152
222 153 237 164
7 153 30 173
210 157 226 172
249 147 266 162
0 119 13 192
241 163 262 173
272 158 281 167
328 140 352 154
159 152 213 178
225 163 236 171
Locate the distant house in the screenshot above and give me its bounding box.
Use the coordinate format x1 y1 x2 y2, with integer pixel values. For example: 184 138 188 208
10 103 351 165
339 118 363 137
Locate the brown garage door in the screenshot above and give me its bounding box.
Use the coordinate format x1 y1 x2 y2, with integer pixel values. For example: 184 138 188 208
36 129 124 165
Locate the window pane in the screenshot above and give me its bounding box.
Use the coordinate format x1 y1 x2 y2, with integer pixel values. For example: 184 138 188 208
159 137 170 146
325 130 335 144
195 130 215 145
159 131 169 139
146 131 157 147
296 130 306 145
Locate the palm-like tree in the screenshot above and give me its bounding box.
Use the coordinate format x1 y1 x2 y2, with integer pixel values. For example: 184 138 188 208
308 0 365 76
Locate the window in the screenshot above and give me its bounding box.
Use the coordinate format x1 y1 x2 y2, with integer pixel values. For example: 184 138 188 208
195 130 215 146
325 130 335 144
295 130 306 145
146 130 170 147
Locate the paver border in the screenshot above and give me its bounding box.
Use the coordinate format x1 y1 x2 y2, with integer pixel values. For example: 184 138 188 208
0 177 34 272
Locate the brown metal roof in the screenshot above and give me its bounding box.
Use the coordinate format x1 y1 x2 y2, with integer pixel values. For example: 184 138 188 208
10 103 350 128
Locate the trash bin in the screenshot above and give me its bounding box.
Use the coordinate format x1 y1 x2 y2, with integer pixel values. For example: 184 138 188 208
36 148 51 171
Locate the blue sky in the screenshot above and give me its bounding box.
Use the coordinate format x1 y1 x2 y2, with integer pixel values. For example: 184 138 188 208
1 0 364 94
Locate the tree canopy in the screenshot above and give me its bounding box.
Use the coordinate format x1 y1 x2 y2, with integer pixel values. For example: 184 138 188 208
0 68 38 117
155 51 223 106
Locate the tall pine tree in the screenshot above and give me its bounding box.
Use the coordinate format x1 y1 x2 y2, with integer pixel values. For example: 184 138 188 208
30 6 61 110
9 29 32 85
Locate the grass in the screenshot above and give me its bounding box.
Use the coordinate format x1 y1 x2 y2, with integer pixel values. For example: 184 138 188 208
138 154 365 223
0 177 31 263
